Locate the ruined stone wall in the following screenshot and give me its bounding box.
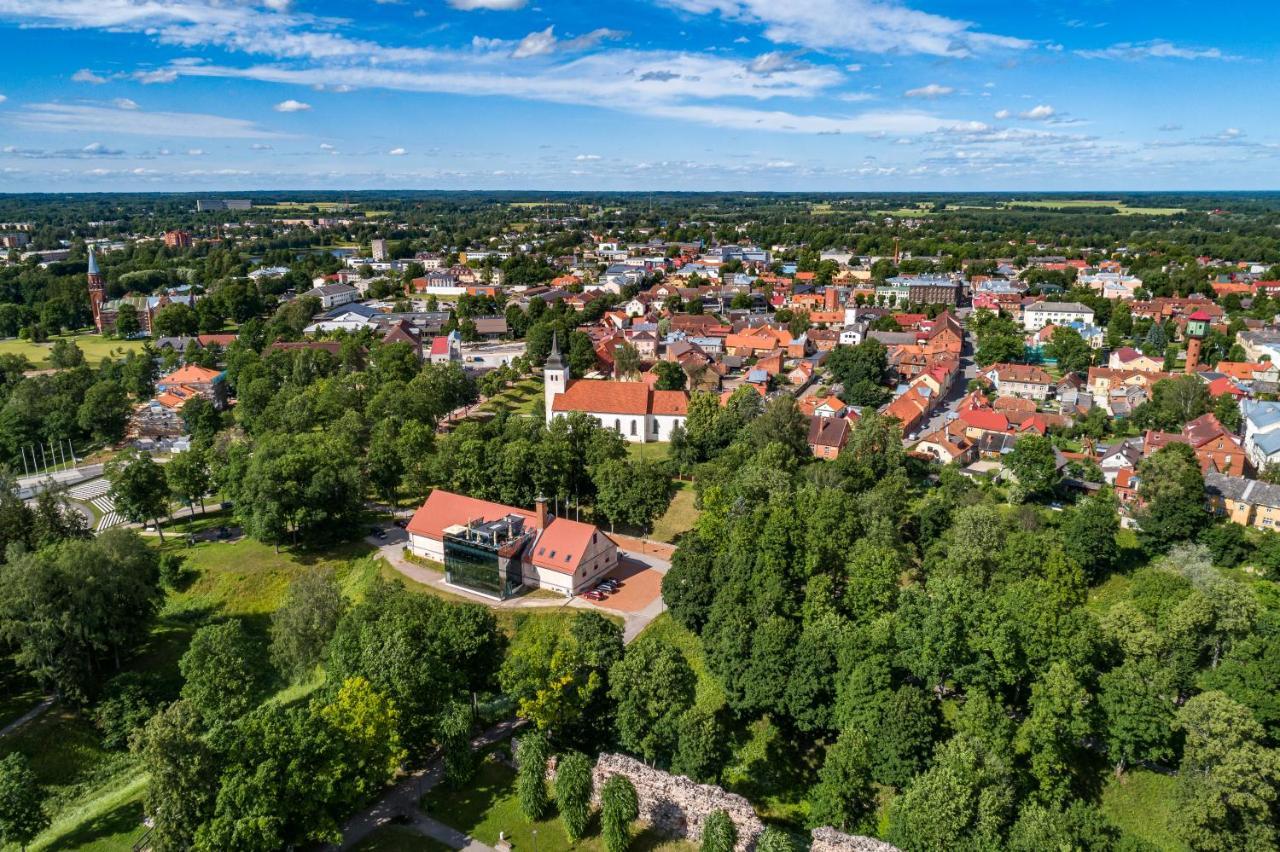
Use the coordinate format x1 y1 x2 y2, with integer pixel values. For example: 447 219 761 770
809 826 901 852
591 753 764 851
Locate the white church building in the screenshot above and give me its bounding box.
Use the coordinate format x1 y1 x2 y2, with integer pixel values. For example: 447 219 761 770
543 334 688 443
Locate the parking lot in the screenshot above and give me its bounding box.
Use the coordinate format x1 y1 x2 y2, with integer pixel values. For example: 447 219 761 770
580 556 663 614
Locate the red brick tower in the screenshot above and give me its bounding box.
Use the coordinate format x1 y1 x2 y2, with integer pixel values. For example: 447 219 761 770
87 248 105 333
1184 309 1211 374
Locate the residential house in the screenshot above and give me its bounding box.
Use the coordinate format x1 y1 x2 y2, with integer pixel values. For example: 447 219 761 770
981 363 1054 400
808 416 851 460
1109 347 1165 373
1243 399 1280 469
1204 473 1280 531
1142 413 1248 477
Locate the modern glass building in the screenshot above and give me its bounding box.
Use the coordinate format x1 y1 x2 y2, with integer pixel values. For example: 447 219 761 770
442 514 534 599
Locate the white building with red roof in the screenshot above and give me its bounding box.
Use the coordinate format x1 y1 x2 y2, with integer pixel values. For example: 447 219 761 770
406 489 619 598
543 334 687 442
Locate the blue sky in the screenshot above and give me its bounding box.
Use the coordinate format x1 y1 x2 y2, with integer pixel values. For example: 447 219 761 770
0 0 1277 191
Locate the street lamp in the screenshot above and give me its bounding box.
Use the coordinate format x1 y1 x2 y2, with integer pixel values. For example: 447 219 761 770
532 828 539 852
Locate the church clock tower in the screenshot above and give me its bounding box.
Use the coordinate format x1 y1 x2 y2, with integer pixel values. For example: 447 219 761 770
544 331 568 424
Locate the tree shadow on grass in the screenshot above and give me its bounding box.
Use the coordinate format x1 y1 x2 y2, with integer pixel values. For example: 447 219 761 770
47 796 147 850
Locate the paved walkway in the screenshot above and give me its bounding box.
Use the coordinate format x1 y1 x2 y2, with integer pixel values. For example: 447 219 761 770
0 697 54 739
334 718 524 851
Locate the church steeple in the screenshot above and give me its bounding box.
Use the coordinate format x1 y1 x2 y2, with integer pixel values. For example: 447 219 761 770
546 330 564 370
543 331 568 424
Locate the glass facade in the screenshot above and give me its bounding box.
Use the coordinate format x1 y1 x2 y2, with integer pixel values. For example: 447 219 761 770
443 521 530 599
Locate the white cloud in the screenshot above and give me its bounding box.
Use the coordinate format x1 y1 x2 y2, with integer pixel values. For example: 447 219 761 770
994 109 1011 119
575 153 601 160
657 0 1032 57
845 63 862 72
274 99 311 112
1220 128 1243 140
1157 123 1182 132
1075 40 1236 61
187 148 206 155
0 94 6 104
512 26 557 59
764 160 795 168
511 25 624 58
747 51 801 75
388 147 407 155
134 69 178 84
113 97 140 110
1019 104 1055 120
13 102 283 138
449 0 525 8
904 83 953 99
319 142 335 149
72 68 107 84
251 143 273 150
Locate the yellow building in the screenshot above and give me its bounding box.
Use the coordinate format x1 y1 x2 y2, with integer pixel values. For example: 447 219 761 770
1204 472 1280 530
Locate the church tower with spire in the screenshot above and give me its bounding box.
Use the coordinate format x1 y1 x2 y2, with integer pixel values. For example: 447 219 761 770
544 331 568 424
86 247 106 333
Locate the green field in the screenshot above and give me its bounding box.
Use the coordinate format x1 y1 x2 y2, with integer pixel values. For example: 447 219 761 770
259 201 354 211
625 442 671 463
0 334 147 368
1101 769 1187 851
1001 199 1186 215
651 481 699 543
422 756 695 852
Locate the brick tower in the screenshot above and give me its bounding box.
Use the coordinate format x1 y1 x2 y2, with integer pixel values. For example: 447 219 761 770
1184 309 1211 374
87 247 105 333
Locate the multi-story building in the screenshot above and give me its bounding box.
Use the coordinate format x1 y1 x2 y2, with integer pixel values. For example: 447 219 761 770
1023 301 1095 331
163 230 192 248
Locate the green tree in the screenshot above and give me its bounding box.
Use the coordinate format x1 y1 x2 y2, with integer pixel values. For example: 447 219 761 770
1136 442 1208 551
270 568 346 681
517 731 552 820
180 620 266 727
1005 433 1060 499
438 699 477 789
613 342 642 380
653 360 687 391
611 637 696 766
107 450 171 541
153 303 199 337
0 753 48 852
1006 802 1116 852
888 735 1015 852
165 448 212 514
872 685 938 788
1044 326 1093 373
1173 691 1280 851
1098 657 1176 774
808 728 875 832
592 459 675 531
600 774 639 852
1015 662 1096 805
700 810 737 852
181 395 222 445
568 330 598 379
77 379 131 444
115 303 141 337
1213 393 1242 432
554 751 594 842
134 699 219 852
755 827 797 852
672 706 728 783
827 340 890 406
49 337 85 369
0 529 160 701
1061 490 1120 583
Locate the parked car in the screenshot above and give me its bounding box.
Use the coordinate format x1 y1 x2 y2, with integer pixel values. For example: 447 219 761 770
394 518 409 528
597 580 620 592
581 590 605 601
370 526 387 539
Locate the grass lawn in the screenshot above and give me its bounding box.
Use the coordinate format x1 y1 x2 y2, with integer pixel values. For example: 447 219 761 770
423 756 695 852
481 378 542 417
1101 769 1187 851
651 481 699 544
636 614 724 715
625 442 671 464
0 333 147 368
354 825 457 852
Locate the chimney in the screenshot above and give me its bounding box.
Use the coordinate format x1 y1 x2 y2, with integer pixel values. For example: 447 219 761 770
535 496 548 530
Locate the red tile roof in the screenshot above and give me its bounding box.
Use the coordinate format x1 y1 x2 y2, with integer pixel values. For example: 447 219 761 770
157 364 221 385
552 380 688 416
